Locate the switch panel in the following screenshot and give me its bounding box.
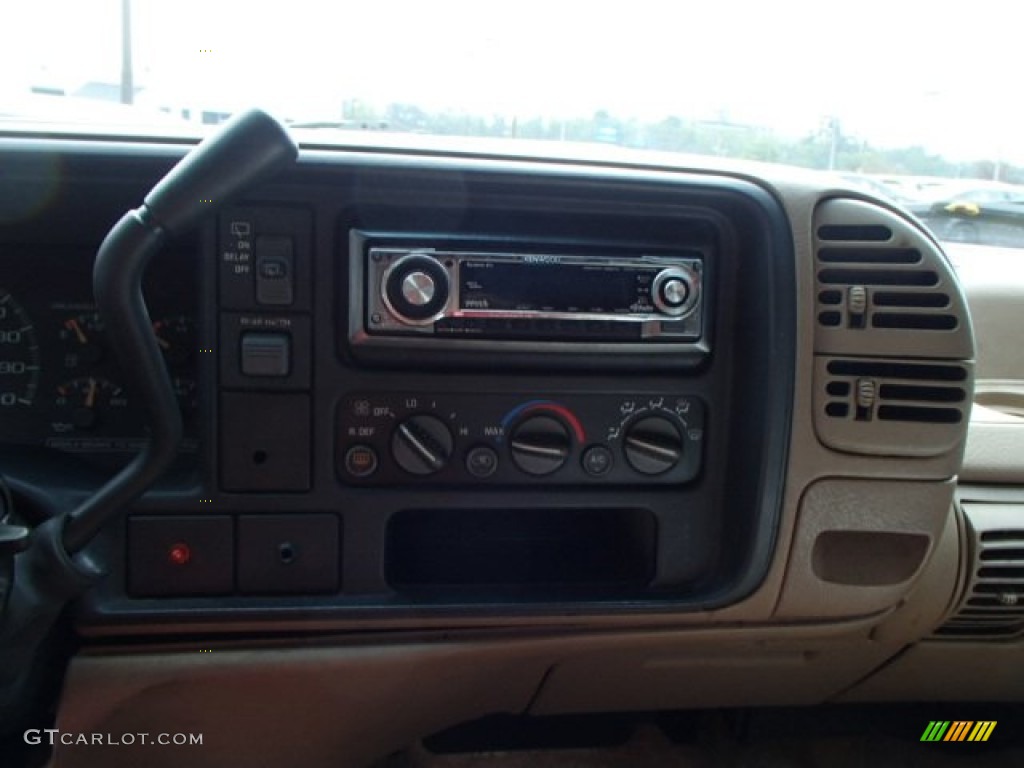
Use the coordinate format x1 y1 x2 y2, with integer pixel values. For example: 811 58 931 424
218 207 312 311
237 514 340 595
220 313 311 390
128 516 234 597
221 393 311 491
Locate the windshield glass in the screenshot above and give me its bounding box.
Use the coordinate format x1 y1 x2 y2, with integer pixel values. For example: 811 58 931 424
6 0 1024 250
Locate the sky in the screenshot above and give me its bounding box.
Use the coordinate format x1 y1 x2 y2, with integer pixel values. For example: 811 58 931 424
4 0 1024 164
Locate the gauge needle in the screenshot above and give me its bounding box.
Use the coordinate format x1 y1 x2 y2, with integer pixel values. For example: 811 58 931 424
66 318 87 344
86 377 97 409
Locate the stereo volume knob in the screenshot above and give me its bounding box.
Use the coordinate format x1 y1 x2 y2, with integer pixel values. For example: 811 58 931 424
383 253 450 325
391 414 454 475
510 415 571 476
401 271 436 306
652 266 700 318
624 416 684 475
661 278 689 306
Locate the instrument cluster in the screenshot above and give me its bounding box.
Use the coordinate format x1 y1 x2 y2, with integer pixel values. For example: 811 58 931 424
0 246 198 457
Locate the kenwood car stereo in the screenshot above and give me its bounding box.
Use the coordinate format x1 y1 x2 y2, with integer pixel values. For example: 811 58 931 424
363 243 705 342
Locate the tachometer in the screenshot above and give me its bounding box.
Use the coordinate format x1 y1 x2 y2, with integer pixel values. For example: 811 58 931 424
0 289 41 408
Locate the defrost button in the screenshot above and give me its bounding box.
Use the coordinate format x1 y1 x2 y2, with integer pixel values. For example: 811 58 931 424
344 445 378 477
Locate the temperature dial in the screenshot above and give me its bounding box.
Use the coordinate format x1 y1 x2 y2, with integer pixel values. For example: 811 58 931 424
509 415 571 476
652 266 700 318
382 253 450 325
391 414 454 475
623 416 684 475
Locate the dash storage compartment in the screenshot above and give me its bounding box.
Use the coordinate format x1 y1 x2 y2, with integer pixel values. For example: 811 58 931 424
386 508 656 597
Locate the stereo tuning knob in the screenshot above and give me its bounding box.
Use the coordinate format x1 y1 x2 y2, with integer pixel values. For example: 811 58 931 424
652 266 700 318
382 253 450 325
623 416 684 475
391 414 454 475
510 415 571 476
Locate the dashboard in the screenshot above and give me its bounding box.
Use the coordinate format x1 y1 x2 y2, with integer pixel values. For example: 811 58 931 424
1 128 1022 768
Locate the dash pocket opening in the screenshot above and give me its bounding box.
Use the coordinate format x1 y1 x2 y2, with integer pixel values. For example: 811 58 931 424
386 508 656 595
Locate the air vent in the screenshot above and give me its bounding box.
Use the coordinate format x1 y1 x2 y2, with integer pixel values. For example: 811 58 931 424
823 359 967 424
813 198 973 361
817 224 893 242
936 504 1024 640
813 356 973 457
811 199 974 458
817 242 957 331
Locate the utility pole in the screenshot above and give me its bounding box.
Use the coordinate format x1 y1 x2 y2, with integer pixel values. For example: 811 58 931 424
120 0 134 104
827 116 840 171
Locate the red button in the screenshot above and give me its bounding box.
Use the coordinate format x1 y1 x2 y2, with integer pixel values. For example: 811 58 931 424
168 542 192 566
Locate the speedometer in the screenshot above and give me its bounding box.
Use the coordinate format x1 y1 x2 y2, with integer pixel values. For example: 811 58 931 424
0 289 41 408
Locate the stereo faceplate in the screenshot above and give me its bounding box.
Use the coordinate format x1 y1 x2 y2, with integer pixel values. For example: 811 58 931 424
364 241 705 341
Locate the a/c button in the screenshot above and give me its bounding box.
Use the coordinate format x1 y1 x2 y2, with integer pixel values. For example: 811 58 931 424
582 445 614 477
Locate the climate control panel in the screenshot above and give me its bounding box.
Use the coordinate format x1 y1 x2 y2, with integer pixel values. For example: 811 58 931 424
337 392 704 485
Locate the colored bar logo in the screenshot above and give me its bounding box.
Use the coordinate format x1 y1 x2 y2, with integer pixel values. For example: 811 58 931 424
921 721 996 742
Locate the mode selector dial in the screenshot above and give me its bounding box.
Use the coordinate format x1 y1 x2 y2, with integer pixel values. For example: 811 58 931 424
383 253 450 325
510 415 571 476
652 265 700 318
624 416 684 475
391 414 454 475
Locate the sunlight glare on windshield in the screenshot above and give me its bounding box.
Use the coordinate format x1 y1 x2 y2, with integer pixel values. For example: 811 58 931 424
5 0 1024 249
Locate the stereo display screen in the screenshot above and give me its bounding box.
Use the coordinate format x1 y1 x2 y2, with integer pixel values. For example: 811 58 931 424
459 261 653 314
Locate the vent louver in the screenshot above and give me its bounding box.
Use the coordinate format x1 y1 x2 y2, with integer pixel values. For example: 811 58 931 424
811 199 974 458
813 198 972 361
822 359 968 424
816 242 957 332
936 505 1024 640
815 357 972 456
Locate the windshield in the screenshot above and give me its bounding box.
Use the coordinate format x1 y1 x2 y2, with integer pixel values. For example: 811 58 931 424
6 0 1024 250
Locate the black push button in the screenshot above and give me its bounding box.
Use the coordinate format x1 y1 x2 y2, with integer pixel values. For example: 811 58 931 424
582 445 614 477
255 235 294 305
237 514 339 595
465 445 499 478
240 332 291 377
128 516 233 597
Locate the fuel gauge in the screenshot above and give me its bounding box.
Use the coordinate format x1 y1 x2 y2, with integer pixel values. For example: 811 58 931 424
54 376 129 431
58 312 105 368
